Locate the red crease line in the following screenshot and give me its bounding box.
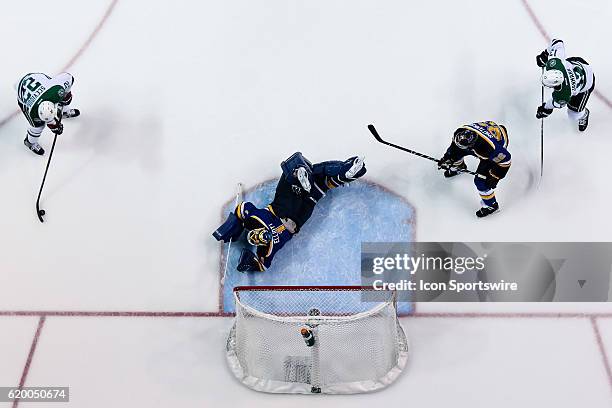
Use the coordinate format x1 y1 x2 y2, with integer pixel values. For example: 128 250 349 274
0 311 233 318
409 312 612 318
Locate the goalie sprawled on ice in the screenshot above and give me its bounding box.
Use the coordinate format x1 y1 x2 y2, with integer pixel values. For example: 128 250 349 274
213 152 366 272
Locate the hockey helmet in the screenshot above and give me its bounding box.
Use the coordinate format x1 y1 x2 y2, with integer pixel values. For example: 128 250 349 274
247 227 272 246
38 101 58 123
541 69 564 88
453 129 477 150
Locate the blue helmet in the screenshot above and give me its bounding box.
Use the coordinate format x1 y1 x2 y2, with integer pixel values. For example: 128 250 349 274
453 129 477 150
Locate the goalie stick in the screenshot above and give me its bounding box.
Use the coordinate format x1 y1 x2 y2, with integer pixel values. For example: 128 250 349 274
221 182 244 284
367 124 478 176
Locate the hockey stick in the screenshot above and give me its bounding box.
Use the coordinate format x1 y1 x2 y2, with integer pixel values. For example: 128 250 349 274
540 82 544 178
221 182 244 284
367 124 478 176
36 119 62 223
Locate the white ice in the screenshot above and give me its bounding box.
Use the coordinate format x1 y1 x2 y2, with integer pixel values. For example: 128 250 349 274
0 0 611 406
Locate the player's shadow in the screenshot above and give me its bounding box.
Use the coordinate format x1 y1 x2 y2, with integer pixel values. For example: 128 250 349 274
42 107 164 200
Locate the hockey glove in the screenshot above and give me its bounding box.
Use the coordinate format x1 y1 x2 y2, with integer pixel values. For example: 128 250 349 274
59 91 73 107
536 104 553 119
237 249 263 272
536 50 549 68
48 121 64 135
437 154 453 170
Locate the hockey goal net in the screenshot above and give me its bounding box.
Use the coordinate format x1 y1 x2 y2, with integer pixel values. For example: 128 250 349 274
226 286 408 394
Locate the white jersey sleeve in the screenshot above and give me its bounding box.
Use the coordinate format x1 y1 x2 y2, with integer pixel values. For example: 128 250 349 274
547 39 566 59
53 73 74 94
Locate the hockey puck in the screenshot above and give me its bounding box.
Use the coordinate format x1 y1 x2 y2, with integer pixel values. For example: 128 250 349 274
38 210 45 216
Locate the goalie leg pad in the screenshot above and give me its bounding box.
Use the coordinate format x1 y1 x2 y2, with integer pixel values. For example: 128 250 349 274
312 160 344 177
212 212 244 243
313 157 366 179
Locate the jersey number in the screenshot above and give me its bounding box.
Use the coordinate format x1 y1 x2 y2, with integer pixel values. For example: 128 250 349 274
19 77 42 102
475 121 502 142
573 67 586 89
492 152 507 163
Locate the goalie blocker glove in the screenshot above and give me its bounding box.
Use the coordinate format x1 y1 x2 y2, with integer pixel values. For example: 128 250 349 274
237 248 264 272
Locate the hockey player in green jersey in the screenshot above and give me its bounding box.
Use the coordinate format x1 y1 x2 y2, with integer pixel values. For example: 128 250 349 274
535 39 594 131
17 72 80 155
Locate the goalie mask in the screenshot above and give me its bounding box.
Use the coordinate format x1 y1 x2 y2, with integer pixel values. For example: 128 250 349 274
247 227 272 246
453 129 477 150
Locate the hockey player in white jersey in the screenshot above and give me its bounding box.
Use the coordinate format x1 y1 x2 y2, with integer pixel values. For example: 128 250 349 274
535 39 594 131
17 72 80 155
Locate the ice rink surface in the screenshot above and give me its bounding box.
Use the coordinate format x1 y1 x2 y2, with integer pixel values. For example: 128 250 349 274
0 0 611 406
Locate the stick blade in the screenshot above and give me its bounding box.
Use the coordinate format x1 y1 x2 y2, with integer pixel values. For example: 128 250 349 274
36 202 45 223
367 124 383 142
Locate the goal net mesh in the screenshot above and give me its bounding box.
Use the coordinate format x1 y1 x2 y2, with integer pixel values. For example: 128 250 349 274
226 286 408 394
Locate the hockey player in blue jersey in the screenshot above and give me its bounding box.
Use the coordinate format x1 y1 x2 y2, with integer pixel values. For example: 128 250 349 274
438 121 511 218
213 152 366 272
229 200 293 271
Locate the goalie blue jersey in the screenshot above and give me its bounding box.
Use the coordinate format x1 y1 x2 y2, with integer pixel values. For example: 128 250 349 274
235 201 293 270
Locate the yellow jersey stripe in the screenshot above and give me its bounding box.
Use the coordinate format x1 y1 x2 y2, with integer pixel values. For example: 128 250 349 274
236 202 244 219
250 215 268 229
500 126 509 147
266 205 277 216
